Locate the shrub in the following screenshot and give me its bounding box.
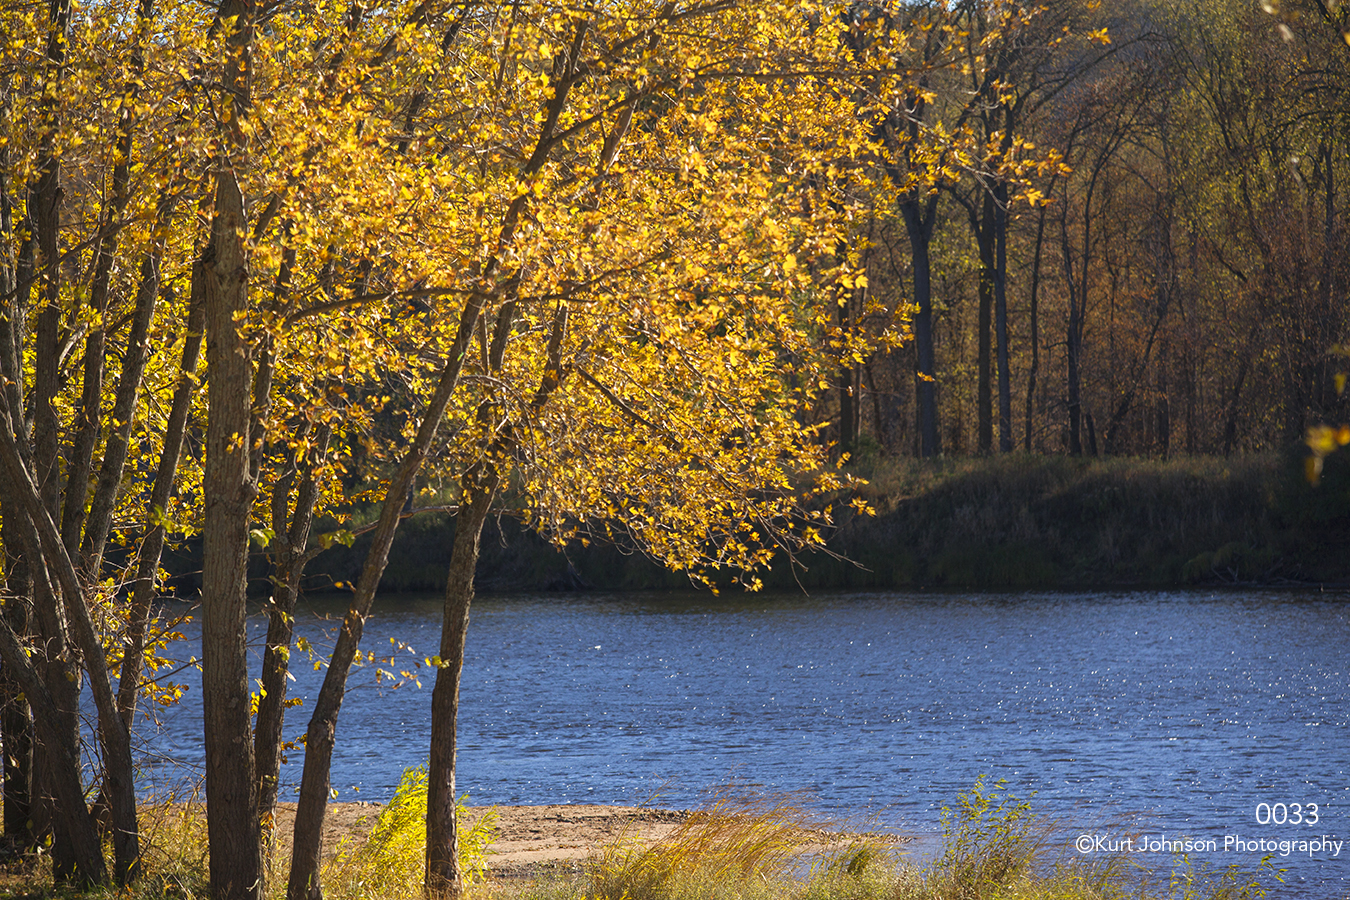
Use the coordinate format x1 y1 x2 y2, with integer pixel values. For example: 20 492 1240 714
324 766 497 900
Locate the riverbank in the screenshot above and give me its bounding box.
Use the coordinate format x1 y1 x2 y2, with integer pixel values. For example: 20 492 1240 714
0 794 1281 900
160 452 1350 594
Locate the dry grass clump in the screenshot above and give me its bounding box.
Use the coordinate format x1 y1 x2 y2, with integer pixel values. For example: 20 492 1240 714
587 790 832 900
135 797 212 899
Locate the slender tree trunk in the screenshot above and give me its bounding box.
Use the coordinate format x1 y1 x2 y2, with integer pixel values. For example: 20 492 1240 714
838 293 858 452
256 422 330 826
865 358 885 449
82 192 176 576
287 293 487 900
32 0 69 523
202 136 263 900
1024 208 1047 452
1222 322 1260 456
0 620 104 885
425 300 570 900
839 362 858 451
976 191 994 453
27 4 81 871
0 82 34 846
118 250 207 724
202 174 263 900
0 666 32 842
902 197 940 458
1067 306 1083 455
200 0 265 893
0 529 32 844
58 0 156 558
425 469 499 900
993 180 1012 453
835 258 858 452
29 571 81 883
1059 202 1083 456
0 467 104 887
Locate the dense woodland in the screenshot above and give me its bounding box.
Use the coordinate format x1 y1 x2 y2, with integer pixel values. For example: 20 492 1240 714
0 1 1347 899
817 0 1350 460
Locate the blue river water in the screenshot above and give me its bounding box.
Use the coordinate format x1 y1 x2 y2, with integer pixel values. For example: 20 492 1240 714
135 590 1350 896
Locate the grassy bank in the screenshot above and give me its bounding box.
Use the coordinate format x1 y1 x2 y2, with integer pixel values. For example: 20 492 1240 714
794 451 1350 590
289 452 1350 593
0 782 1276 900
156 452 1350 595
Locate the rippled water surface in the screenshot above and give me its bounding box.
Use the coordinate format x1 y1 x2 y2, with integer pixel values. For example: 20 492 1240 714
144 590 1350 895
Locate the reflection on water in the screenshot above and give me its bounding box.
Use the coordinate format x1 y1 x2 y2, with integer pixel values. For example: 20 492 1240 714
139 590 1349 896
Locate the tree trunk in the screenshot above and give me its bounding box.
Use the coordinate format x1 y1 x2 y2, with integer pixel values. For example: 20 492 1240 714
287 293 487 900
0 87 35 842
976 191 994 454
835 258 859 452
1222 323 1259 456
0 482 104 887
200 0 265 893
0 662 32 842
117 268 205 724
0 533 32 844
81 192 176 576
0 99 35 839
425 468 499 899
839 362 858 452
202 163 263 900
0 620 105 885
1060 203 1083 456
0 472 89 885
58 0 155 560
902 196 940 458
993 180 1012 453
256 422 330 825
1024 202 1048 452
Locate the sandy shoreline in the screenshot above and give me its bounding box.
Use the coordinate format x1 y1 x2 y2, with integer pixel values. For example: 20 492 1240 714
136 802 904 882
134 802 695 880
280 801 690 878
267 802 902 880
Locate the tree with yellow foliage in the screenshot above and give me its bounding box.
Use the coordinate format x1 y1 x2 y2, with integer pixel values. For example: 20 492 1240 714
0 0 942 897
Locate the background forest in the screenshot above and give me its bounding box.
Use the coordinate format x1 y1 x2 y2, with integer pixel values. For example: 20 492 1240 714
815 0 1350 461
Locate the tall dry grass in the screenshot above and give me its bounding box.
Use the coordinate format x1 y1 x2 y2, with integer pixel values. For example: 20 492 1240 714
587 790 829 900
517 782 1275 900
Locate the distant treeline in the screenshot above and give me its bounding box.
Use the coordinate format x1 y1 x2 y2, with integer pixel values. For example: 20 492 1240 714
163 452 1350 595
